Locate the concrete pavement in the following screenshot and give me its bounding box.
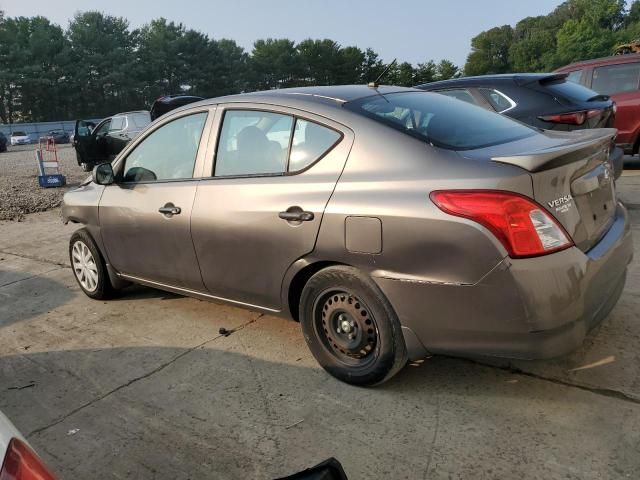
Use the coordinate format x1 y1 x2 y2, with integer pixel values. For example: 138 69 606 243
0 181 639 479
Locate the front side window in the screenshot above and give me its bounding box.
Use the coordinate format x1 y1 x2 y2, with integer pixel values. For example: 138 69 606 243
122 112 207 182
94 120 111 137
592 63 640 95
437 89 478 106
479 88 514 112
345 92 534 150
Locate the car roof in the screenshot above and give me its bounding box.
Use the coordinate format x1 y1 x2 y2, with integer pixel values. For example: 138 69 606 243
555 53 640 72
180 85 419 110
417 73 565 90
112 110 150 117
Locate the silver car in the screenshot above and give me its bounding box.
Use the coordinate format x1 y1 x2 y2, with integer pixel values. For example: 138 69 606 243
62 86 633 385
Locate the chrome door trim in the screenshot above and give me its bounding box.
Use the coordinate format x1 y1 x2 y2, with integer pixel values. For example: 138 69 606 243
119 273 281 313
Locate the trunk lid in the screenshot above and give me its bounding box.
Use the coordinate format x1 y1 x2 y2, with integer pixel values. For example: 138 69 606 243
463 128 617 252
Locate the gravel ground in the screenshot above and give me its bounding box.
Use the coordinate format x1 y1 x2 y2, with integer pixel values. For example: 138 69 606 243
0 144 86 221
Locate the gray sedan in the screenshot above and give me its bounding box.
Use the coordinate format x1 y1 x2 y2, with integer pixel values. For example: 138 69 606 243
62 86 633 385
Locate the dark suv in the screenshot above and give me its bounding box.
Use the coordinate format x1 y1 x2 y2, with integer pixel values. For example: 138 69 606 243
417 73 616 131
417 73 622 177
74 111 151 171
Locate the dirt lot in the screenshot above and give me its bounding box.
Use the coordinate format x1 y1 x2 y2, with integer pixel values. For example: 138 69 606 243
0 144 86 221
1 148 640 478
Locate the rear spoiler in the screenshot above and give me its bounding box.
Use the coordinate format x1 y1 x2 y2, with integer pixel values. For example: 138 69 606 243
491 129 616 172
513 73 568 86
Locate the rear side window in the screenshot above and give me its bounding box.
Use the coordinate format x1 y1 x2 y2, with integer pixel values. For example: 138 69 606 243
478 88 514 112
215 111 293 176
592 63 640 95
542 79 598 102
345 91 535 150
130 112 151 128
123 112 207 182
290 120 341 171
437 89 478 106
109 116 126 131
215 110 341 176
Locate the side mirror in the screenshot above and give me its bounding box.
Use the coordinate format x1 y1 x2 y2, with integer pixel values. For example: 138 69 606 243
92 163 114 185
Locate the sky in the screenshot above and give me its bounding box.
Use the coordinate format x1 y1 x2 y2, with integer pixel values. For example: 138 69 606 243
2 0 565 66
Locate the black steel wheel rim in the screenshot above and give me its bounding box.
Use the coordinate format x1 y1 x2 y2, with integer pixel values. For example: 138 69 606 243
313 289 380 367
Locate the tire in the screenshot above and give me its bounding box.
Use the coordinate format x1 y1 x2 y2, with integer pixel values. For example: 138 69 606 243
69 229 115 300
299 266 407 386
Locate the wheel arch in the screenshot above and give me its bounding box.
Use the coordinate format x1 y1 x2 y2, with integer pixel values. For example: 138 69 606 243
284 259 350 322
70 226 128 290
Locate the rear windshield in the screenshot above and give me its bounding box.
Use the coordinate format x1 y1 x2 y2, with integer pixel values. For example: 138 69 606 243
344 91 535 150
542 79 599 102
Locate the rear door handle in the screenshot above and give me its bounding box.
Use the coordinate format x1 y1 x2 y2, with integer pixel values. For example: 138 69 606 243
278 209 314 222
159 203 181 216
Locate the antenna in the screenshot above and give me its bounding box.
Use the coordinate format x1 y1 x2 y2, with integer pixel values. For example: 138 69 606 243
368 59 397 88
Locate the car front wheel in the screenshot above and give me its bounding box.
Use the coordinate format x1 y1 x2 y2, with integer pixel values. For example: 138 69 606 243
299 266 407 386
69 229 114 299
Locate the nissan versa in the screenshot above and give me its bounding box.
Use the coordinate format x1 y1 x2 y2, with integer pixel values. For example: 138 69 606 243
61 86 633 386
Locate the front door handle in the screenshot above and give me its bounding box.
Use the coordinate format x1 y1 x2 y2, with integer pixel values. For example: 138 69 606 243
279 208 314 222
159 203 181 216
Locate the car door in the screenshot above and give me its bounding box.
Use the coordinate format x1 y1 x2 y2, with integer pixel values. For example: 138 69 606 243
74 119 109 167
191 105 353 310
99 108 213 290
105 115 128 159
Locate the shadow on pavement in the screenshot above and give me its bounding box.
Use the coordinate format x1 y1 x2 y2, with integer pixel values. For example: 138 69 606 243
0 270 74 328
1 345 638 479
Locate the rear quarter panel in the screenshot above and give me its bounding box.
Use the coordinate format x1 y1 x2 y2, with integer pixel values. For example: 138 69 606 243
313 120 534 286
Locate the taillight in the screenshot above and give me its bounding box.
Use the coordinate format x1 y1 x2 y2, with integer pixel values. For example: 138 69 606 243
0 438 56 480
430 190 573 258
539 109 601 125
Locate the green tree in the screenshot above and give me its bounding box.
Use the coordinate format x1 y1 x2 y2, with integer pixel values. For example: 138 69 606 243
361 48 384 83
554 0 624 66
414 60 437 85
66 11 138 118
509 16 558 71
436 59 459 80
0 16 70 122
465 25 514 75
248 38 301 89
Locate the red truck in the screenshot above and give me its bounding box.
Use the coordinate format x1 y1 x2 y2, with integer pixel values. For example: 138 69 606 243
556 53 640 156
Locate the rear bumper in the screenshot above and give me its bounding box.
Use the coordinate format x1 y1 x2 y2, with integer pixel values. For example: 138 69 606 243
374 203 633 361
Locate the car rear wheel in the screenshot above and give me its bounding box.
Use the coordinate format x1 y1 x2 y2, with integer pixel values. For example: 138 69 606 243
299 266 407 386
69 229 114 300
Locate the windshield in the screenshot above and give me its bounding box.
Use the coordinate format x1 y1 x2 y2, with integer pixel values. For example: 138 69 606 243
344 91 536 150
12 131 26 136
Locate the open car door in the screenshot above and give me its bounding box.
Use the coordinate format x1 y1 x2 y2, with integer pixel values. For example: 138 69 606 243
73 118 110 171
